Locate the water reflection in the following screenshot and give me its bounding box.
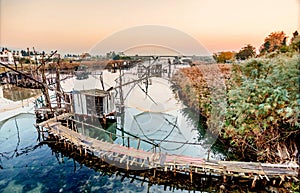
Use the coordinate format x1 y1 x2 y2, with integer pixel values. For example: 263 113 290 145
68 63 223 159
47 137 234 192
0 114 40 165
0 113 278 192
1 113 219 192
76 122 117 142
114 62 223 159
2 85 41 101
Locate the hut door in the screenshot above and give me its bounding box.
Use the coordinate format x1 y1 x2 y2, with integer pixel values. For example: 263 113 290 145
86 95 95 115
95 96 104 115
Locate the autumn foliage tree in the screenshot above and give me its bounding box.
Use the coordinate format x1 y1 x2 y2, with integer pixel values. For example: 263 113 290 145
235 44 256 60
259 31 287 55
213 51 235 63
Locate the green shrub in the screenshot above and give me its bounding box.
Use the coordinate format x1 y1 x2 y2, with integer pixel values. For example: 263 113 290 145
224 53 300 161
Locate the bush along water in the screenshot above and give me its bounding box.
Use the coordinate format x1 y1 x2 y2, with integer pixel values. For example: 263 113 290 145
223 53 299 162
173 53 299 163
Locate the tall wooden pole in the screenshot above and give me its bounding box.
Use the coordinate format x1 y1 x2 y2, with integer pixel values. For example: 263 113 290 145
41 55 51 109
119 64 125 145
56 56 62 108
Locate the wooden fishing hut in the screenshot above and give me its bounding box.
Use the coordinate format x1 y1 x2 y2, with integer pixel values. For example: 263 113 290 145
72 88 116 126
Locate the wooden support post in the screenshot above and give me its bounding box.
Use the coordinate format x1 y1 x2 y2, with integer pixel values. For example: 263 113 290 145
41 126 45 140
190 169 193 184
130 176 135 183
126 159 129 170
120 155 127 163
137 138 141 150
110 133 113 142
279 175 285 186
130 158 136 166
55 56 62 108
173 165 177 177
71 120 74 131
251 176 257 188
41 62 51 110
141 176 145 186
82 121 84 135
79 147 82 156
36 126 41 142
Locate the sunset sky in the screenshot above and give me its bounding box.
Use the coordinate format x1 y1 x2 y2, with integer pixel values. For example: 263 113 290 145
0 0 299 55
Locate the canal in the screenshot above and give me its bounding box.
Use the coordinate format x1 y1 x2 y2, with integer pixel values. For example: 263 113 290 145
0 60 227 192
0 60 279 192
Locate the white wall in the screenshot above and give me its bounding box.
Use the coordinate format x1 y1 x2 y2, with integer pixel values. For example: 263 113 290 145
73 92 87 115
0 85 3 98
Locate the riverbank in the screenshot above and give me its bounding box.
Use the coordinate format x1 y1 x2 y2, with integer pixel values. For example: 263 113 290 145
0 85 42 122
172 63 231 123
0 59 138 74
172 53 299 164
0 96 41 121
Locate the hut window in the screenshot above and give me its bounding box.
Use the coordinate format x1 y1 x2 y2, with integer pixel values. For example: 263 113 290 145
86 95 104 116
86 95 95 115
95 96 104 115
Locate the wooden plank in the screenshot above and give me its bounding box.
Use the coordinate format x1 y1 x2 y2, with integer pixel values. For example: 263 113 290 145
42 119 299 180
37 113 72 126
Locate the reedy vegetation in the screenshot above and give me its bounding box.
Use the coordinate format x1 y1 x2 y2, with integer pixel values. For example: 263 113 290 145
173 31 300 162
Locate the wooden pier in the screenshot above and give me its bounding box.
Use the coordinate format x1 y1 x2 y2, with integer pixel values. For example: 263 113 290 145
37 113 299 187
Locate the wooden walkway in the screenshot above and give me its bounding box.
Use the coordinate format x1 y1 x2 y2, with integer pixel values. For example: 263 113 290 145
38 113 299 184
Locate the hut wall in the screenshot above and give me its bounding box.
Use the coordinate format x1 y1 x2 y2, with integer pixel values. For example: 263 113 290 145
73 92 87 115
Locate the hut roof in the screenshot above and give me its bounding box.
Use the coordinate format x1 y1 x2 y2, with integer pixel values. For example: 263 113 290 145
79 89 108 97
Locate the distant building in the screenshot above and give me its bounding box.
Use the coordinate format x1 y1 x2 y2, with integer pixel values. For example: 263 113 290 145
80 53 91 60
64 54 81 61
29 55 43 64
0 49 14 64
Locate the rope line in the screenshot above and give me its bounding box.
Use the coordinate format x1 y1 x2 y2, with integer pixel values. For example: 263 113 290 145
160 141 188 151
157 117 178 145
